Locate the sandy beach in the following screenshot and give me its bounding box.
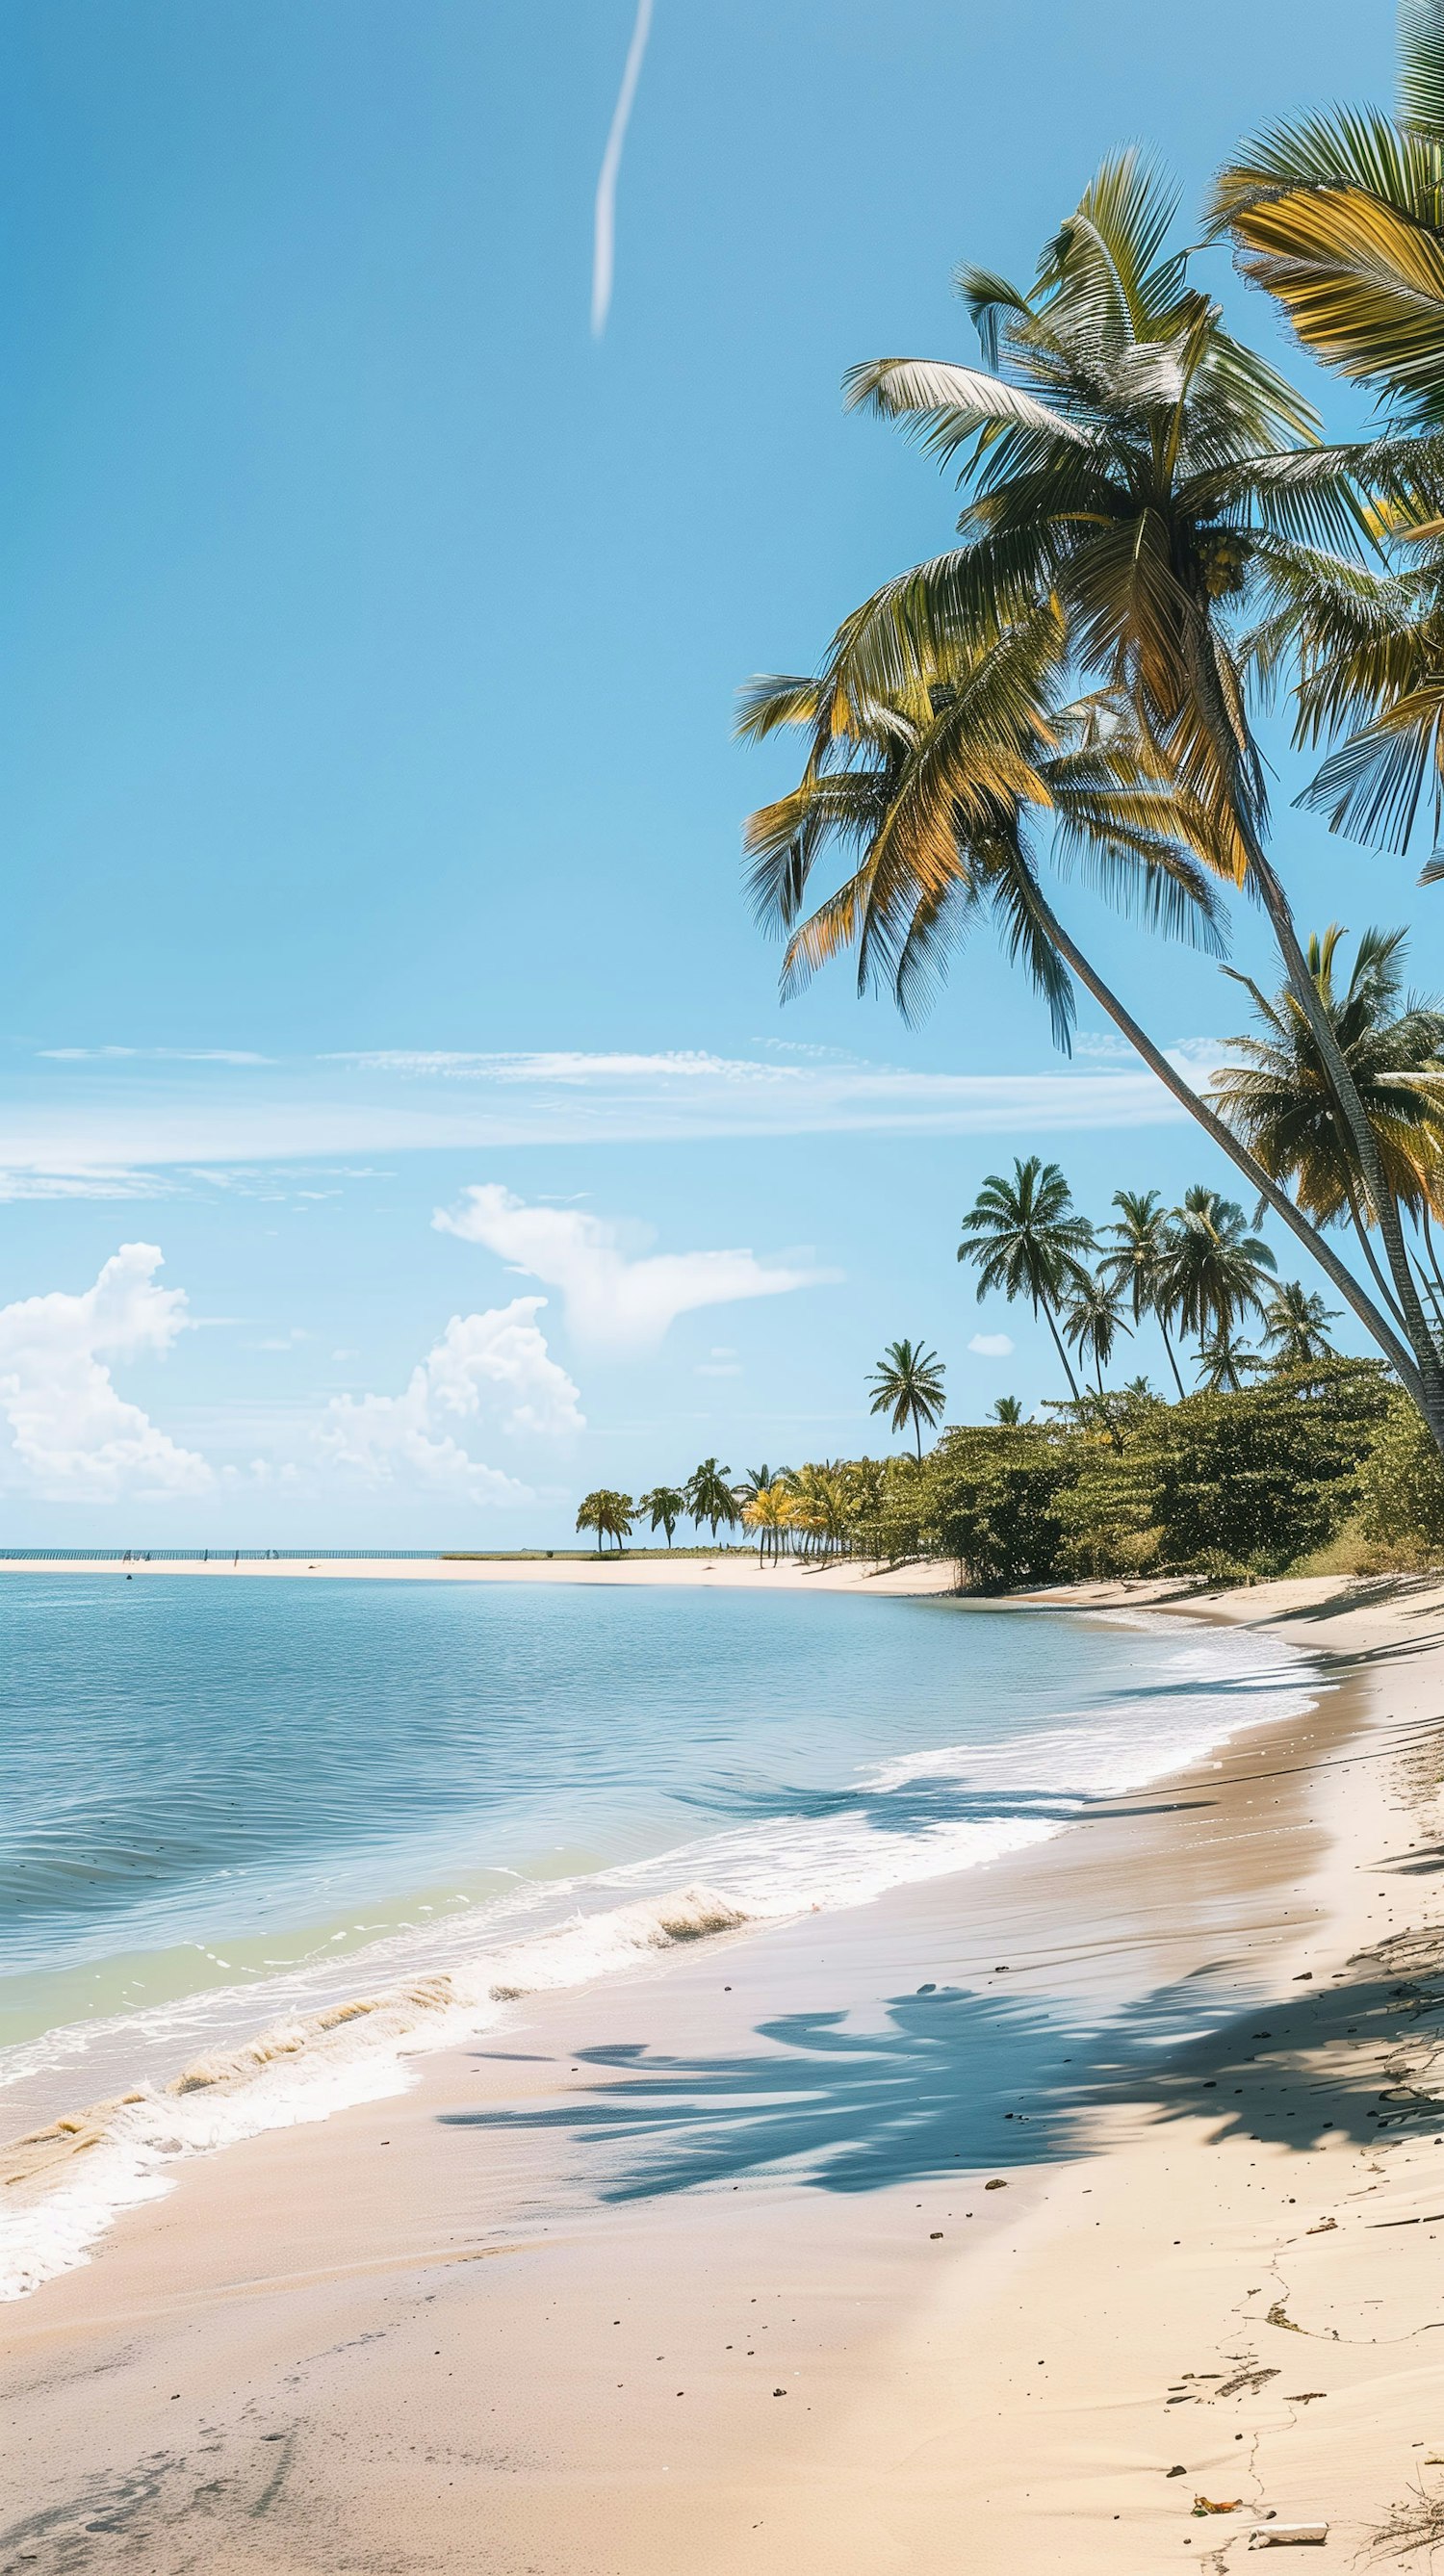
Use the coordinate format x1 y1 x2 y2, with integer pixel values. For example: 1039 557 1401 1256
8 1566 1444 2571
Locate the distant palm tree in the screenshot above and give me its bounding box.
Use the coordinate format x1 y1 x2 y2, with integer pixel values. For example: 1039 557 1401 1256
685 1457 739 1542
1062 1273 1133 1397
637 1484 685 1548
1262 1282 1341 1370
735 1464 787 1507
1197 1324 1266 1395
958 1157 1096 1401
866 1338 946 1459
1098 1187 1187 1399
742 1481 791 1566
576 1490 633 1555
786 1461 851 1558
1209 926 1444 1323
992 1395 1024 1426
1163 1187 1276 1360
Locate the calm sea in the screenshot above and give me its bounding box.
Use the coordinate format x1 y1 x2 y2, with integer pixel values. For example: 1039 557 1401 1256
0 1574 1318 2295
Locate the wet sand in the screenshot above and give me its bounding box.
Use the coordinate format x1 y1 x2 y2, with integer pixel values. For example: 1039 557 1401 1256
7 1574 1444 2571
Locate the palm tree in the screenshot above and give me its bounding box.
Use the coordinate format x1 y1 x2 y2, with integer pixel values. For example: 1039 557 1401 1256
866 1338 946 1458
992 1395 1025 1425
685 1457 739 1543
1197 1323 1267 1394
738 176 1431 1429
576 1490 633 1555
742 1481 791 1567
637 1484 685 1548
958 1157 1096 1401
1262 1281 1341 1368
1164 1188 1277 1358
1209 924 1444 1318
1062 1272 1133 1397
841 153 1438 1359
1097 1188 1187 1398
785 1461 852 1558
1214 10 1444 433
735 1465 775 1502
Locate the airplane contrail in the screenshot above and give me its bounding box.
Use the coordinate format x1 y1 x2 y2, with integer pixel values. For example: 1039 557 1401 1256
591 0 654 339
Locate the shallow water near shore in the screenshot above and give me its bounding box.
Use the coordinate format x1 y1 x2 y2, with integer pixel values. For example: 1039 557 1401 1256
0 1573 1321 2296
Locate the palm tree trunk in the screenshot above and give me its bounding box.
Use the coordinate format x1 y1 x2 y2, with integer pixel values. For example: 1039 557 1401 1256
1032 888 1431 1415
1181 630 1444 1435
914 1411 922 1462
1341 1174 1408 1325
1415 1209 1444 1338
1038 1292 1082 1400
1157 1312 1186 1402
1251 849 1444 1411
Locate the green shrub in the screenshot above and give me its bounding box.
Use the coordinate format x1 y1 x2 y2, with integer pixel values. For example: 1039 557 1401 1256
916 1427 1076 1590
1357 1394 1444 1556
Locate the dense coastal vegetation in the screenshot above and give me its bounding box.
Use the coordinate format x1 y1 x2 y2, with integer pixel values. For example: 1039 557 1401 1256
577 1239 1444 1588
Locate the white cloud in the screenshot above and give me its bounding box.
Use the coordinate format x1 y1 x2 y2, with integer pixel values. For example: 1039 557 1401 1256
38 1046 272 1065
0 1043 1227 1186
434 1183 831 1353
968 1332 1016 1359
0 1245 212 1499
320 1297 582 1498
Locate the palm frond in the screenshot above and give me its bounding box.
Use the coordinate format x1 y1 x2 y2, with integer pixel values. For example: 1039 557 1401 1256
841 356 1091 463
1402 0 1444 141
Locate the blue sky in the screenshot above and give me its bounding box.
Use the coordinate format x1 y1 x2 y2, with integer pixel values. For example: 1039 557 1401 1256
0 0 1411 1542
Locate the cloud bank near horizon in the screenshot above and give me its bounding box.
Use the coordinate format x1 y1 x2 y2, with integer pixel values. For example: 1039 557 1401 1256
321 1296 583 1499
0 1245 211 1500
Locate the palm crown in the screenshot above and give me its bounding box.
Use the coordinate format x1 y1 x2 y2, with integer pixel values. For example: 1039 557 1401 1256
959 1155 1096 1400
866 1338 947 1459
1209 923 1444 1237
840 150 1362 883
1262 1281 1341 1367
1161 1187 1277 1353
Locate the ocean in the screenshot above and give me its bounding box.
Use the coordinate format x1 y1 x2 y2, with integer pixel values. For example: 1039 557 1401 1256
0 1572 1319 2297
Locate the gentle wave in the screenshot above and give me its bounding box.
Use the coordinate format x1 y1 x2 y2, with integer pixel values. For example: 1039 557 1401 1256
0 1884 749 2301
0 1613 1321 2302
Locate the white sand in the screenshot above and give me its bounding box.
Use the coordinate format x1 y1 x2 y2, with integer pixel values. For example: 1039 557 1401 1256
6 1573 1444 2571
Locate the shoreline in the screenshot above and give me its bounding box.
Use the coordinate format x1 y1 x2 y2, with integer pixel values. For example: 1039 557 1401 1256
6 1575 1444 2570
0 1551 959 1591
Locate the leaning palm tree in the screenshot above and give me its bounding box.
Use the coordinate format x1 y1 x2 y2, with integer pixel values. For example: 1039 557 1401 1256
1097 1187 1188 1397
684 1457 739 1542
637 1484 685 1548
739 170 1435 1433
1062 1272 1133 1397
1197 1322 1267 1394
576 1489 633 1556
1163 1188 1277 1357
1262 1281 1341 1367
1209 923 1444 1314
958 1158 1096 1401
817 152 1444 1436
866 1338 946 1459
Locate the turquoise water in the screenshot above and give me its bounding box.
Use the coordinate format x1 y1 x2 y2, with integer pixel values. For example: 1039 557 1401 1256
0 1574 1317 2297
